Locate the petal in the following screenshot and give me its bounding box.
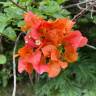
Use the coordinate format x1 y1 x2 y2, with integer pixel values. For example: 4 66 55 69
22 11 42 31
64 18 75 32
36 56 48 74
51 50 60 61
63 31 87 49
18 57 33 74
42 45 56 57
51 18 75 32
47 61 61 78
18 58 25 73
59 61 68 69
34 64 48 74
30 29 40 40
18 45 33 57
64 46 78 63
25 63 33 74
79 37 88 47
31 56 48 74
29 51 41 65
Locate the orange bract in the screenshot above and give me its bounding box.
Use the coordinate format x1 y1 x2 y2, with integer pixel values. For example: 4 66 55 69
42 45 56 57
41 18 75 46
18 45 33 57
18 45 33 74
21 11 44 32
50 18 75 33
64 46 78 63
47 61 61 78
47 60 68 78
59 61 68 69
18 57 33 74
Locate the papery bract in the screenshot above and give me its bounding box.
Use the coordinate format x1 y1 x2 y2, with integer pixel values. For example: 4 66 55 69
18 57 33 74
64 46 78 63
29 51 43 74
47 60 68 78
18 45 33 74
40 18 75 46
21 11 43 32
63 31 88 49
47 61 61 78
42 45 57 57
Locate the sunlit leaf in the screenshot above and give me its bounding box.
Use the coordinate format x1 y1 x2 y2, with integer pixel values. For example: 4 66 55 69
0 54 7 64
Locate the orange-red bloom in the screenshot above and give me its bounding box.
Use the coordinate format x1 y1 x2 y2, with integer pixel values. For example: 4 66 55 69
17 11 88 78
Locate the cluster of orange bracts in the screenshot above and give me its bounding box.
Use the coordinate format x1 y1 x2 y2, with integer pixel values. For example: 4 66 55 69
17 11 88 78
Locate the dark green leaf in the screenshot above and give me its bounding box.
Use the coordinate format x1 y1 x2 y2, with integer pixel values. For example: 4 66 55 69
3 27 17 41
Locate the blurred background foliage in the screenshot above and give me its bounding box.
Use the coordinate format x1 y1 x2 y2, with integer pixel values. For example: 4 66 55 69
0 0 96 96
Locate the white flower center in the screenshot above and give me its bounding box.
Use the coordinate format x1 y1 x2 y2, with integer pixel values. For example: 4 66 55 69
25 40 28 43
35 40 41 45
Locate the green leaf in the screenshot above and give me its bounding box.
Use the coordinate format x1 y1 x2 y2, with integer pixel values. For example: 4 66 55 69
0 54 7 64
4 6 23 19
0 13 11 23
39 1 70 18
3 27 17 41
20 0 27 2
0 1 12 7
56 0 68 4
0 24 7 33
39 1 60 14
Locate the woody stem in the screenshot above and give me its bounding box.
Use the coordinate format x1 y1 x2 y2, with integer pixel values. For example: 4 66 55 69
10 0 27 11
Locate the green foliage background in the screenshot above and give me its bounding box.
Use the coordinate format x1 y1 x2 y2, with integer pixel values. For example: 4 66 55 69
0 0 96 96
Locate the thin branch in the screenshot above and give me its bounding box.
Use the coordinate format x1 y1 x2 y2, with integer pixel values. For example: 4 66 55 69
12 32 23 96
77 1 96 12
29 74 33 85
86 44 96 50
72 8 86 21
72 3 94 21
10 0 27 11
63 0 94 9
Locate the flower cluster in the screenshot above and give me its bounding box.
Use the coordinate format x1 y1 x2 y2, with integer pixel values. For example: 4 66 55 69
17 11 88 78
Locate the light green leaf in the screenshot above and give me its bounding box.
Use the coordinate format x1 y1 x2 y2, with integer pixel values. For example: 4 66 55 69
0 54 7 64
39 1 70 18
20 0 27 2
0 24 7 33
56 0 68 4
4 6 23 19
0 13 11 23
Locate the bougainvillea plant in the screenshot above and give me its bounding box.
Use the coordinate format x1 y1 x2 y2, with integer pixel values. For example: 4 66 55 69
17 11 88 78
